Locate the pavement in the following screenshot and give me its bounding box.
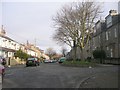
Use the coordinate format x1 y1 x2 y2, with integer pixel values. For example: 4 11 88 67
79 64 120 88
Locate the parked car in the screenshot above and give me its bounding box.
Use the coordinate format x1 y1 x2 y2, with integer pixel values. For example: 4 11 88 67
26 57 40 67
44 59 57 63
51 60 57 63
0 56 6 66
44 59 52 63
58 57 66 63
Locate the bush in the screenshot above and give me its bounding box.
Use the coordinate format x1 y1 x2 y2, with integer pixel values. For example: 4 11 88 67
93 49 106 59
86 57 92 62
92 49 106 64
14 49 30 61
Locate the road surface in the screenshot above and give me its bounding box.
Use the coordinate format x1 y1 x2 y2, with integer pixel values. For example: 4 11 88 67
2 63 119 88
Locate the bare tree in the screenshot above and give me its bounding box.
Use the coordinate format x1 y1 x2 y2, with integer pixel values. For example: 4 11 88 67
53 1 102 60
61 47 67 57
45 48 56 60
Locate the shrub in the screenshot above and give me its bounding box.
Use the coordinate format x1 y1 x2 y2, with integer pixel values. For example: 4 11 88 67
14 49 30 61
93 49 106 64
93 49 106 59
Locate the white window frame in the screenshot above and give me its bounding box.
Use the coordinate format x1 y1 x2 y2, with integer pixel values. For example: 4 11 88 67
106 31 108 40
110 49 113 57
106 46 109 50
114 28 117 38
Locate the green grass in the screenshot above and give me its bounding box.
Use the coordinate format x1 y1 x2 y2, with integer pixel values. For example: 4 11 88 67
62 60 97 67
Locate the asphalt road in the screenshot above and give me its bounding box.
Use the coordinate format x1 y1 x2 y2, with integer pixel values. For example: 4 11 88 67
2 63 119 88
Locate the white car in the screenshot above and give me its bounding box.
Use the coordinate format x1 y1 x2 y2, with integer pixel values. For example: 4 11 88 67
44 59 52 63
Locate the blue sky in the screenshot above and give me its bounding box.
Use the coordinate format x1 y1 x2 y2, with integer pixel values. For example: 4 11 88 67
0 0 119 53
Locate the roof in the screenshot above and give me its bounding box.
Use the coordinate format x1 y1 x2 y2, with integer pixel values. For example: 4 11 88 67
0 34 20 44
0 47 16 52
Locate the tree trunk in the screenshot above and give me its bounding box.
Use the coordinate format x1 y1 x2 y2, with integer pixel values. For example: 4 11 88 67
73 40 77 61
73 46 77 61
80 49 84 61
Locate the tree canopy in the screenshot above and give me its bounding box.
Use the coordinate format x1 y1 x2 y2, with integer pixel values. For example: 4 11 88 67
52 1 102 60
14 49 30 60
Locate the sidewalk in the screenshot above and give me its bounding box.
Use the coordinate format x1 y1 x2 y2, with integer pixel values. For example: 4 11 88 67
5 64 25 68
79 71 119 88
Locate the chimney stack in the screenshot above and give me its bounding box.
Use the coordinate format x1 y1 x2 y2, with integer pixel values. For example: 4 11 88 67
109 10 117 16
0 25 6 36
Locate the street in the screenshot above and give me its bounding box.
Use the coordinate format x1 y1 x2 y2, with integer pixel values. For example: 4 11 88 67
2 63 119 88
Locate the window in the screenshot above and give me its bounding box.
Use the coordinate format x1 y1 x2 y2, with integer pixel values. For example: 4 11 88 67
110 49 113 57
106 31 108 40
108 31 111 38
106 46 109 50
106 16 112 28
114 28 117 38
99 35 101 43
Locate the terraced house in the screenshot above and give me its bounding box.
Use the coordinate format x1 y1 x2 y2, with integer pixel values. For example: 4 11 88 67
66 10 120 64
0 26 49 66
104 10 120 59
0 25 21 65
91 10 120 64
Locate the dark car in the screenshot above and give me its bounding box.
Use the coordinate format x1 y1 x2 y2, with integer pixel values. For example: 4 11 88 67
0 56 6 66
26 58 40 67
58 57 66 63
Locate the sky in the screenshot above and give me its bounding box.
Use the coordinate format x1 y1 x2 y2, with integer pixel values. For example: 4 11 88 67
0 0 119 54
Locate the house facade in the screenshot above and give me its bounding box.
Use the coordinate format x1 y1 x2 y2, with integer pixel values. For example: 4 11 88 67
0 26 49 66
25 42 42 59
118 1 120 14
0 26 21 65
104 10 119 58
66 10 120 64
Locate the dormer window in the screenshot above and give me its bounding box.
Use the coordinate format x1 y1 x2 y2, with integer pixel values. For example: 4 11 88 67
106 15 112 28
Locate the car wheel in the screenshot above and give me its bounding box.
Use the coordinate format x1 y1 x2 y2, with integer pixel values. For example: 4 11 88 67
38 63 40 66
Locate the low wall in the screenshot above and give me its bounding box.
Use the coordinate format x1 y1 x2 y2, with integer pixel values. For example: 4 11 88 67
93 59 120 65
6 57 25 66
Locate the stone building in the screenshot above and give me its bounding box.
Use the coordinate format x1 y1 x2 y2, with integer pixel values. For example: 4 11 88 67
66 10 120 64
118 1 120 14
104 10 119 58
